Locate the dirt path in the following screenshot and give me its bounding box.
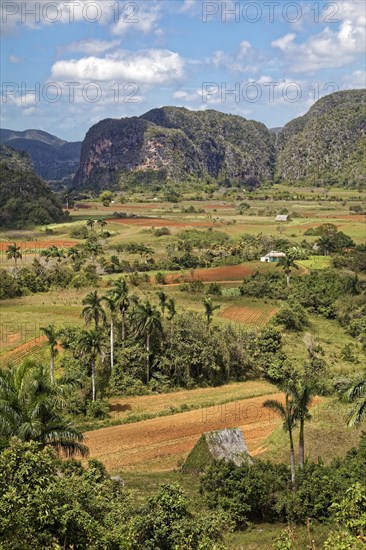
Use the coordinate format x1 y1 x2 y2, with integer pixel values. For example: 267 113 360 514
84 392 285 472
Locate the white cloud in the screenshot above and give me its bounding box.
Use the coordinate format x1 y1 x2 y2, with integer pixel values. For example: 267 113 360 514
58 39 120 56
173 89 201 102
271 34 296 51
111 2 161 36
1 1 115 34
341 70 366 89
211 40 263 73
8 55 25 64
272 5 365 73
51 49 185 85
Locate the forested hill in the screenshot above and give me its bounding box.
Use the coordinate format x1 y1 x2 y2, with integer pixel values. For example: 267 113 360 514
0 145 67 228
276 89 366 187
74 107 275 190
0 129 81 184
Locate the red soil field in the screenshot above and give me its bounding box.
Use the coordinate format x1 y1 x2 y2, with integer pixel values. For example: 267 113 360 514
161 263 257 284
110 217 217 228
84 392 286 472
0 240 77 252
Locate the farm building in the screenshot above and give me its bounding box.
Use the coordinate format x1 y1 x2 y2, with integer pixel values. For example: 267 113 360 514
275 214 289 222
260 251 286 263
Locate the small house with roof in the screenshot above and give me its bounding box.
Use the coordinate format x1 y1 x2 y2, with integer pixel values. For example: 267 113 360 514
275 214 289 222
260 251 286 263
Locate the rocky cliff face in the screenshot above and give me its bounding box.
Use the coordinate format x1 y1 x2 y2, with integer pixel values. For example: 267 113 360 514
276 90 366 187
74 107 275 190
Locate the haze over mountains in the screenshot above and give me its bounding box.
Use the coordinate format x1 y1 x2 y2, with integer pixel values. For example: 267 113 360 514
2 90 365 191
0 129 81 184
0 145 67 228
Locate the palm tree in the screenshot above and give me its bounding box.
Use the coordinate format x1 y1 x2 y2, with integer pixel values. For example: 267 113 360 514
263 394 296 485
277 255 299 286
157 290 168 317
6 243 22 265
342 373 366 427
40 324 59 384
131 301 162 383
79 328 104 402
81 291 106 328
288 380 314 468
102 293 118 371
166 298 177 320
111 278 130 341
98 218 107 233
67 246 81 262
0 360 87 457
202 298 221 326
86 219 95 231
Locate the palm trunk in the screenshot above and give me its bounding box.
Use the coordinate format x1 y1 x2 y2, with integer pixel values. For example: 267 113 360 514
289 426 296 486
110 319 114 371
50 351 54 384
91 358 96 402
146 333 150 383
299 419 305 468
122 309 126 342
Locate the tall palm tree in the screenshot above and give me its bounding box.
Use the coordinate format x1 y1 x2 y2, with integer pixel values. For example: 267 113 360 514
6 243 22 265
0 360 87 457
202 298 221 326
131 301 162 383
79 328 104 402
263 394 296 485
277 255 299 286
40 324 59 384
157 290 168 317
166 298 177 320
86 219 95 231
98 218 107 233
342 373 366 427
111 278 130 341
81 291 106 328
288 380 314 468
102 293 118 371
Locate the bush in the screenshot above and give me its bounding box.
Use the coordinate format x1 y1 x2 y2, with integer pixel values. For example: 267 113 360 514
206 282 222 296
154 227 171 237
273 304 309 331
86 400 110 419
201 437 366 527
155 272 167 285
70 225 89 239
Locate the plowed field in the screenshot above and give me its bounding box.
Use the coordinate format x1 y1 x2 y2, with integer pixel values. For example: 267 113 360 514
221 305 277 325
162 263 259 284
1 336 47 366
84 392 285 472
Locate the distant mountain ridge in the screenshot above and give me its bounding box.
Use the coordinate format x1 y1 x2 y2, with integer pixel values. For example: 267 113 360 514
74 107 276 190
0 128 81 184
0 145 67 228
3 89 365 191
276 89 366 187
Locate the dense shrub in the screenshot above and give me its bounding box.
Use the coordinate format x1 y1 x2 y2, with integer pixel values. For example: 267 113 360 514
201 435 366 527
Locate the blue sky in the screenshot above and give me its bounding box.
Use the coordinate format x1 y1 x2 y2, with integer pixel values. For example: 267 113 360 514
1 0 365 141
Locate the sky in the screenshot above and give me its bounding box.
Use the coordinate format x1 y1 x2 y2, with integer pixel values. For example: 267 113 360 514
1 0 365 141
